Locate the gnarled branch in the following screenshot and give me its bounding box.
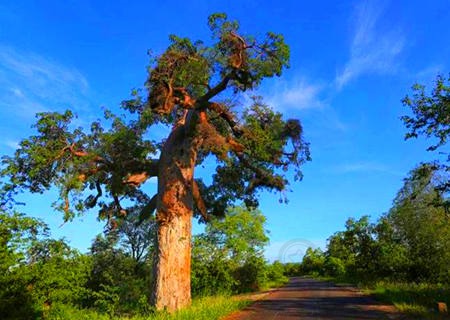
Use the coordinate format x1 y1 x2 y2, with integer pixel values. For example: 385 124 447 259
124 159 159 186
193 180 208 221
207 102 243 137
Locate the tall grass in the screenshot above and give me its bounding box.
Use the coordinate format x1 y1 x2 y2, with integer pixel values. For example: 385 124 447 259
367 282 450 319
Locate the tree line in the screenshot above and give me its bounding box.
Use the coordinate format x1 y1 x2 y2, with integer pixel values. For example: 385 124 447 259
297 163 450 284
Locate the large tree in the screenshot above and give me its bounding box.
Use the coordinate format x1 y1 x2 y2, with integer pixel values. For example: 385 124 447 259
0 14 310 311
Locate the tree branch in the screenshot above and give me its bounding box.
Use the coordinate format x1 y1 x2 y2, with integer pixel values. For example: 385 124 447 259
207 102 243 137
125 159 159 186
198 73 233 103
236 153 285 192
85 180 102 208
173 87 196 109
138 194 158 223
193 180 208 221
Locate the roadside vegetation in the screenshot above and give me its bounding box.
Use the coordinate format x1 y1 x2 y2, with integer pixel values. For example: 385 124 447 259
291 163 450 319
0 205 287 319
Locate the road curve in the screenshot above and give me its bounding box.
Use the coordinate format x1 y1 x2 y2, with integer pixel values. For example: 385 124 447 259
224 277 405 320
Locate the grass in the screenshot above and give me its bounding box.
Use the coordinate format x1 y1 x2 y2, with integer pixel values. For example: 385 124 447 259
48 295 252 320
259 276 289 291
313 275 450 319
367 282 450 319
151 295 251 320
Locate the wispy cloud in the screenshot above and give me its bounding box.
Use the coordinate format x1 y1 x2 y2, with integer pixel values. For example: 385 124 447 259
0 45 90 118
413 65 445 82
268 78 326 111
335 1 404 89
257 77 350 134
3 140 19 150
331 161 402 176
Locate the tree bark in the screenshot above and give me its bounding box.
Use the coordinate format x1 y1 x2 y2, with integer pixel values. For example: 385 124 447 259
151 123 200 312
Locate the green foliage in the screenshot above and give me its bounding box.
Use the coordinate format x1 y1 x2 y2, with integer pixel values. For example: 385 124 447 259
86 230 153 316
0 210 45 319
388 164 450 283
0 210 92 319
323 257 346 277
402 74 450 151
264 260 289 289
282 262 302 277
192 205 270 296
300 247 325 275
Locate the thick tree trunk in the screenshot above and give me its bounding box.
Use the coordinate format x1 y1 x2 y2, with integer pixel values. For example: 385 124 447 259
151 209 192 311
151 123 200 312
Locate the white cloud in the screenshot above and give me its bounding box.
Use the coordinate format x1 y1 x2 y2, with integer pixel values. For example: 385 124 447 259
267 78 326 111
335 0 404 89
0 45 90 118
3 140 19 150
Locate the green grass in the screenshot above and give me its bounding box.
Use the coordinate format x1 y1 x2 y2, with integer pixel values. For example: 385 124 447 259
259 276 289 291
155 295 251 320
48 295 251 320
310 275 450 319
367 282 450 319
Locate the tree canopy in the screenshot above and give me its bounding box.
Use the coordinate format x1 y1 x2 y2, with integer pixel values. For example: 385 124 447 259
0 13 310 225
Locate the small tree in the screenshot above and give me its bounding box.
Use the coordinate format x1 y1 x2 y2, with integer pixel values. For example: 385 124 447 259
1 13 310 311
387 164 450 282
192 205 269 295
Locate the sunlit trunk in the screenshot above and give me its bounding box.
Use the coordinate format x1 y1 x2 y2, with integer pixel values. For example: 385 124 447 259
151 208 192 311
151 124 199 312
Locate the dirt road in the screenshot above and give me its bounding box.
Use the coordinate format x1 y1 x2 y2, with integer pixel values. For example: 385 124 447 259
224 277 404 320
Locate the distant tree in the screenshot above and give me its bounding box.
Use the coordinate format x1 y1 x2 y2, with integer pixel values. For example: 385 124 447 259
204 205 269 265
115 207 157 263
300 247 325 275
87 233 151 316
1 13 310 311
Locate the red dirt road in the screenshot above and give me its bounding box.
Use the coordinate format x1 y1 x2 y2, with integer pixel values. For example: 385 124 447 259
224 277 405 320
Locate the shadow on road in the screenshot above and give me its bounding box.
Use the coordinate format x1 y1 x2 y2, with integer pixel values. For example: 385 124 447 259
225 277 404 320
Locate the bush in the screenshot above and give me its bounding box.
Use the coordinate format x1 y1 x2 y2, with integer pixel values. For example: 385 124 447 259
324 257 345 277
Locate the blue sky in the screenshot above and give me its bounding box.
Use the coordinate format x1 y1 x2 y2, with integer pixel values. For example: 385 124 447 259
0 0 448 262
